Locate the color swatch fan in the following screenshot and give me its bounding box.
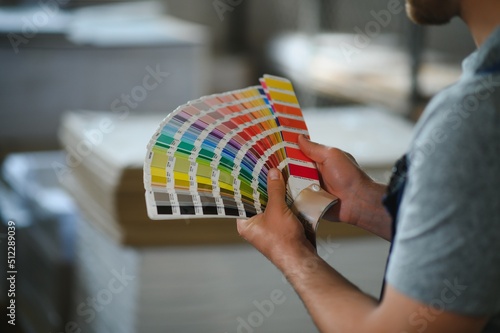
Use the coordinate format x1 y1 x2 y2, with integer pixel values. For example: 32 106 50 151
144 75 338 243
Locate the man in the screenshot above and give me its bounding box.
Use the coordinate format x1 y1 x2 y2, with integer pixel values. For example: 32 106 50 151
237 0 500 332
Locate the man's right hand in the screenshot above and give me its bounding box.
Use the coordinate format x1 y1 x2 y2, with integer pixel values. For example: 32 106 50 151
298 135 393 241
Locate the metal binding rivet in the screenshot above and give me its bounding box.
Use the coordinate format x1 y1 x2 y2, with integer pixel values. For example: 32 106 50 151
311 184 320 192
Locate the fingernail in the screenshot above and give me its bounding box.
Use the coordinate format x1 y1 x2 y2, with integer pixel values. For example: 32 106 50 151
269 168 280 180
299 134 309 141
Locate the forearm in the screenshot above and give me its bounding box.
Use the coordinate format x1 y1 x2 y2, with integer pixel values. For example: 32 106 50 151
276 245 379 333
275 243 488 333
349 181 393 241
240 167 488 333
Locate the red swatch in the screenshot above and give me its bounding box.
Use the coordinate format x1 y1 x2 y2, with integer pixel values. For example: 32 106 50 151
289 164 319 180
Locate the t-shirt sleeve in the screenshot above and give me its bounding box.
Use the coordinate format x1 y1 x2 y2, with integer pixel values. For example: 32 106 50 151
386 85 500 316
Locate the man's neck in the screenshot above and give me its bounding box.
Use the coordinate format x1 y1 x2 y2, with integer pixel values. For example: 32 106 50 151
461 0 500 47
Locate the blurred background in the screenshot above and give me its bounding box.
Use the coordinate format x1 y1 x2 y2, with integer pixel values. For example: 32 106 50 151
0 0 475 332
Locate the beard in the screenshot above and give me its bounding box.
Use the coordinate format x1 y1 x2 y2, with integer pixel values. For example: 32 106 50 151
406 0 460 25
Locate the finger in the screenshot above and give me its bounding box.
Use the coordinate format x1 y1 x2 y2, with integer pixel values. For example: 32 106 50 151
236 218 250 237
297 134 329 164
236 215 262 237
266 168 288 212
343 151 360 166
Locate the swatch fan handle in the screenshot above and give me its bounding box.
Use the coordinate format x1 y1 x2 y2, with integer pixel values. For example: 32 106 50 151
291 185 339 248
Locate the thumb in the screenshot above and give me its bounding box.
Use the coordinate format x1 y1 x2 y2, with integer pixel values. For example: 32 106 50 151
266 168 288 212
298 134 328 164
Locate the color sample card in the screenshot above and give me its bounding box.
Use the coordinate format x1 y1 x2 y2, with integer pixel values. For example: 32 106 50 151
144 75 320 219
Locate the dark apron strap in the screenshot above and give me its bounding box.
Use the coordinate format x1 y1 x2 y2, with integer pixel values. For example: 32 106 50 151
478 62 500 75
380 154 409 300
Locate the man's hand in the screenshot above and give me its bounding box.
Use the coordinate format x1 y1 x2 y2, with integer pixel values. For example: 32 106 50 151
237 168 315 265
298 135 393 240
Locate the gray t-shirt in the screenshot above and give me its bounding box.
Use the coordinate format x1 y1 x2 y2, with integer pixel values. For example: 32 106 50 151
386 28 500 332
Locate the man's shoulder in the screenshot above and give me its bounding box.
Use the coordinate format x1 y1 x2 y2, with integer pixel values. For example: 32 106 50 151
422 72 500 122
409 72 500 165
